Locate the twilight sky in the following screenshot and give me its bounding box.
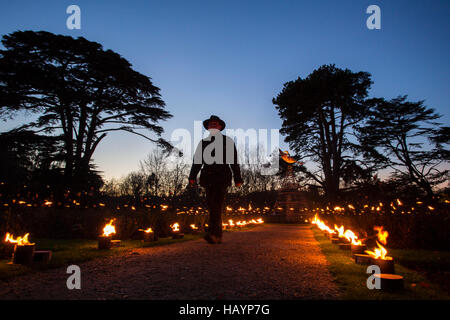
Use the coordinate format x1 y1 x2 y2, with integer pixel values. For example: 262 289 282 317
0 0 449 180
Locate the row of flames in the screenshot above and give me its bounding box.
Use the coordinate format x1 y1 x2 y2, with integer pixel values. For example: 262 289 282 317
222 218 264 229
3 217 265 247
307 198 438 216
311 214 392 260
105 217 264 236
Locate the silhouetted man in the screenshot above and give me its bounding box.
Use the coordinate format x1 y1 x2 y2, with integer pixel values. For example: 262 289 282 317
189 115 243 244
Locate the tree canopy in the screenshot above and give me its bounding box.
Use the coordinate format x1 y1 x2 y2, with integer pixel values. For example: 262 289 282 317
0 30 172 191
357 95 449 198
273 64 373 199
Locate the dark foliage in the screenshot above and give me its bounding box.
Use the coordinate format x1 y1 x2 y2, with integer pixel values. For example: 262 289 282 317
357 95 449 198
273 64 374 200
0 31 172 191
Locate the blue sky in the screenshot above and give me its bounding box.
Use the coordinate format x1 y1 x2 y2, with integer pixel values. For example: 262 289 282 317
0 0 449 179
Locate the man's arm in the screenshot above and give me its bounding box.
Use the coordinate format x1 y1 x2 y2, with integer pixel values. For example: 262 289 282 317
188 140 203 183
230 142 243 185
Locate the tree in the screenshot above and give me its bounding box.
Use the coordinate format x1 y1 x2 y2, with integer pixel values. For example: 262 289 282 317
0 31 172 191
101 178 121 198
166 156 189 197
357 95 449 198
120 171 146 204
0 129 64 196
273 64 373 200
139 148 168 197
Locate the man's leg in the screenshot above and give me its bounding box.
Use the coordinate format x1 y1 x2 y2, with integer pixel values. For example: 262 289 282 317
204 187 217 243
206 185 227 242
210 185 227 241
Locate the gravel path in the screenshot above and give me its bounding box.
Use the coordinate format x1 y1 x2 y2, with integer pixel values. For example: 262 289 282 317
0 224 340 300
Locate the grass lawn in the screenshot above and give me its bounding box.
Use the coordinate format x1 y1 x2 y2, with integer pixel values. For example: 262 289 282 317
0 234 202 280
311 226 450 300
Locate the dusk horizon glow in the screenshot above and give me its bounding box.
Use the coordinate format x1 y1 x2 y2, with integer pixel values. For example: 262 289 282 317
1 0 449 180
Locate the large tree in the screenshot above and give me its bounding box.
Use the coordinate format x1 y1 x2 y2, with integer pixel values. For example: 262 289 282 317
0 129 64 190
0 31 172 191
273 64 373 199
357 95 449 198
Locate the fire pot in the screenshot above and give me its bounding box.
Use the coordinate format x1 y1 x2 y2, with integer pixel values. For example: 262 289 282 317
351 244 367 255
339 243 351 250
370 257 395 274
374 274 404 291
13 244 35 265
142 232 156 242
98 236 112 250
354 253 372 265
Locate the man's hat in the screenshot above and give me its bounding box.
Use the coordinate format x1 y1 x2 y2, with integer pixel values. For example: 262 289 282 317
203 115 226 131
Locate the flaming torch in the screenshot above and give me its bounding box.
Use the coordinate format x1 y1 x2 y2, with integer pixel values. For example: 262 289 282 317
331 225 345 244
344 229 367 256
139 227 156 243
189 224 200 234
311 215 335 238
98 219 119 250
170 222 184 239
365 226 395 274
338 229 356 250
339 229 366 254
364 226 403 291
4 232 35 265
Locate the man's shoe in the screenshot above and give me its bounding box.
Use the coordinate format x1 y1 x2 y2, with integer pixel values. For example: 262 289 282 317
210 235 222 244
203 234 216 244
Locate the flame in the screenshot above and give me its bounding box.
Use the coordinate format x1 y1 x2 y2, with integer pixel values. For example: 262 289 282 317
311 215 334 234
334 225 345 238
344 229 362 245
4 232 35 246
365 241 392 260
102 219 116 237
228 219 235 227
190 224 198 230
170 223 180 232
279 150 297 164
236 221 246 227
374 226 388 245
366 226 391 260
139 227 153 233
